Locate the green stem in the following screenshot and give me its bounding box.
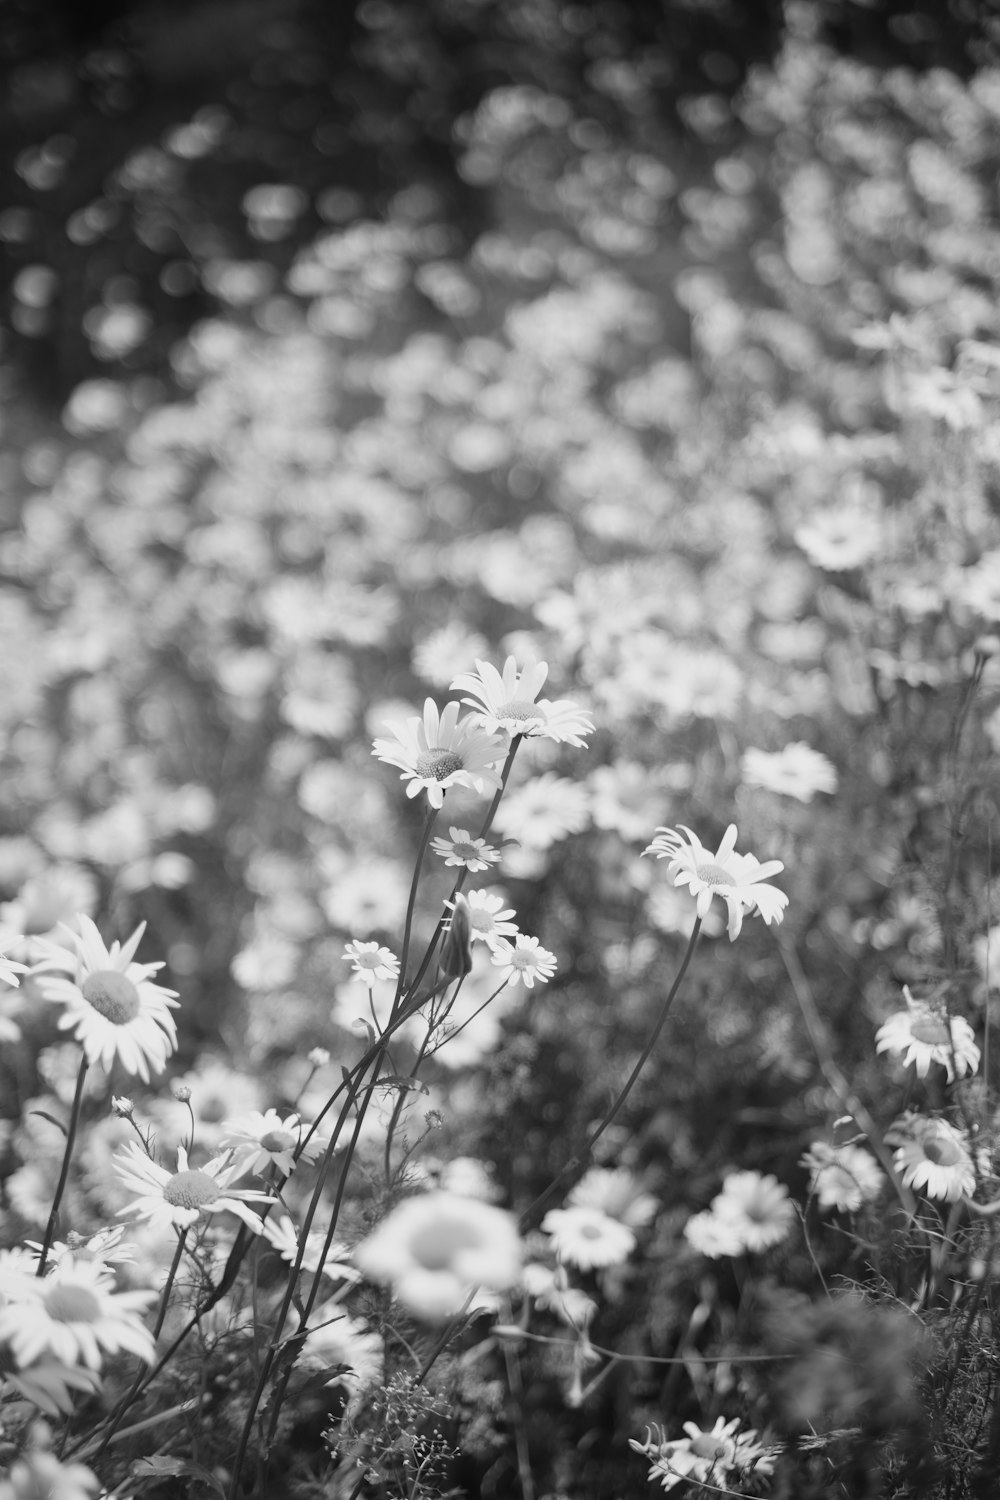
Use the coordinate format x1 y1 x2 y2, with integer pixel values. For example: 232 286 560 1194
37 1054 88 1275
153 1227 188 1340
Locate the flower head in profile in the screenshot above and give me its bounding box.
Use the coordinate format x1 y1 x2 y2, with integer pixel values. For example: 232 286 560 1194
219 1109 323 1176
630 1417 775 1493
490 934 557 989
372 699 506 808
113 1142 270 1233
542 1206 636 1270
0 1255 155 1371
343 941 400 984
741 743 838 802
644 824 787 940
299 1306 383 1393
25 1225 135 1274
34 916 180 1082
430 827 501 873
262 1214 360 1285
801 1142 884 1213
451 657 594 747
892 1116 978 1202
353 1191 522 1322
876 988 980 1081
566 1167 659 1230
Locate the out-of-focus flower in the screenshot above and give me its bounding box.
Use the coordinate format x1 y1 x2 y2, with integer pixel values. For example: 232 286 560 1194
892 1117 978 1202
795 499 882 571
490 935 557 989
451 656 594 746
566 1167 659 1229
444 890 518 950
430 827 501 872
219 1109 323 1176
343 941 400 984
0 1255 155 1371
876 989 980 1081
307 1047 330 1068
25 1225 135 1273
629 1417 776 1493
683 1209 747 1259
523 1263 597 1331
372 699 506 808
492 773 592 852
801 1142 884 1212
686 1170 796 1257
0 937 28 989
262 1214 360 1285
542 1206 636 1270
0 1426 100 1500
740 742 838 802
300 1306 383 1392
114 1142 270 1233
644 824 787 940
34 916 179 1082
0 1356 102 1418
353 1191 522 1322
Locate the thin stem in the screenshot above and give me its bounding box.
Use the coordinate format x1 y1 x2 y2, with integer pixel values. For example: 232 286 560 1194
37 1054 88 1275
154 1228 189 1340
390 806 439 1020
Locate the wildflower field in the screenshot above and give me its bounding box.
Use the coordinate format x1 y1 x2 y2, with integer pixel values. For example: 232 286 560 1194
4 2 1000 1496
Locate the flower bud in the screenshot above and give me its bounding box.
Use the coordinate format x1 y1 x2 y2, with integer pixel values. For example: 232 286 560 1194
172 1083 192 1103
307 1047 330 1067
439 893 473 978
112 1096 134 1118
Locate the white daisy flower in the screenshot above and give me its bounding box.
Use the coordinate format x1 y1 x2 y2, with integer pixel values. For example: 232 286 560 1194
113 1142 270 1234
801 1142 884 1213
490 935 558 989
261 1214 360 1285
451 656 594 747
34 916 180 1083
493 772 592 852
644 824 788 940
430 827 501 872
523 1263 597 1331
876 988 980 1081
342 941 400 984
0 1255 155 1371
354 1191 522 1323
219 1109 323 1176
683 1208 748 1260
0 936 28 989
0 1356 102 1417
566 1167 659 1230
630 1417 776 1493
740 742 838 802
541 1206 637 1270
300 1305 384 1392
444 890 518 950
25 1225 135 1273
0 1444 100 1499
372 699 506 808
710 1170 796 1252
893 1118 977 1202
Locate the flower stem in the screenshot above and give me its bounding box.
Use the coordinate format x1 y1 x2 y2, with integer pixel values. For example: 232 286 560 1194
154 1227 188 1339
36 1054 88 1276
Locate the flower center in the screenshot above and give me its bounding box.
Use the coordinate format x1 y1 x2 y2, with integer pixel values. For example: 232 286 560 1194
410 1218 484 1272
469 910 495 933
415 748 464 781
694 862 736 890
690 1435 729 1462
923 1136 964 1167
43 1284 103 1323
496 698 542 723
910 1015 951 1046
260 1128 297 1153
453 842 479 860
163 1169 221 1209
81 970 142 1025
578 1221 604 1240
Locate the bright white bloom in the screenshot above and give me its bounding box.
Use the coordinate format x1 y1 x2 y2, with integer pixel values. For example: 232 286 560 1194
0 1441 100 1500
444 890 518 950
801 1142 884 1212
300 1305 384 1391
893 1117 978 1202
219 1110 323 1176
740 742 838 802
876 989 980 1081
683 1209 748 1260
542 1206 636 1270
262 1214 360 1285
0 936 28 988
113 1142 270 1233
372 698 506 808
0 1356 102 1417
523 1263 597 1331
711 1170 796 1252
354 1191 522 1322
490 935 557 989
34 916 180 1082
25 1225 135 1273
451 656 594 746
644 824 787 940
630 1417 776 1493
430 827 501 872
0 1255 155 1371
343 941 400 984
567 1168 659 1229
493 772 592 852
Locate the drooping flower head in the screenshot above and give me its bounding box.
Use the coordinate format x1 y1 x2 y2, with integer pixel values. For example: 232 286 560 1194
451 657 595 747
891 1116 978 1202
34 916 180 1082
372 699 506 808
113 1142 270 1233
876 987 980 1081
644 824 787 941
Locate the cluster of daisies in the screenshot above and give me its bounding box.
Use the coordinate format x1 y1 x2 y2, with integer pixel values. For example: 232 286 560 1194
630 1417 778 1494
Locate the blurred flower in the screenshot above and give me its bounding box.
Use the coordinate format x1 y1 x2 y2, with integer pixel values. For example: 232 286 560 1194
490 935 557 989
114 1142 270 1233
444 890 518 950
712 1170 796 1251
795 496 882 571
587 761 667 842
262 1214 360 1285
645 824 787 940
219 1110 322 1176
372 699 506 808
567 1167 659 1229
893 1118 977 1202
0 1355 102 1418
0 1431 100 1500
629 1416 775 1493
430 827 501 872
451 656 594 746
25 1225 134 1273
542 1206 636 1270
493 773 592 851
523 1263 597 1330
683 1208 747 1259
876 989 980 1081
741 742 838 802
343 941 400 984
300 1306 383 1392
0 1255 155 1371
0 938 28 989
34 917 180 1083
307 1047 330 1068
354 1191 522 1322
802 1142 884 1212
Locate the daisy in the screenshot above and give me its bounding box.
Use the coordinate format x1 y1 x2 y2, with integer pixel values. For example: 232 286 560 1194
444 890 518 950
262 1214 360 1285
0 1255 155 1371
0 1354 102 1417
490 935 558 989
25 1225 135 1273
430 827 501 872
876 988 980 1081
493 773 592 852
0 936 28 988
113 1142 270 1233
0 1443 100 1499
343 941 400 984
566 1167 659 1230
523 1263 597 1331
893 1118 977 1202
630 1417 775 1493
644 824 788 940
741 743 838 802
34 916 180 1083
451 656 594 747
353 1191 523 1322
300 1305 384 1391
372 699 506 808
802 1142 884 1212
219 1109 323 1176
683 1209 747 1260
542 1206 636 1270
711 1170 796 1253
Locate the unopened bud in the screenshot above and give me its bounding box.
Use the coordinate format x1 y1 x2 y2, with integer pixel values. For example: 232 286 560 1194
172 1084 192 1103
440 894 473 979
307 1047 330 1067
112 1096 134 1118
